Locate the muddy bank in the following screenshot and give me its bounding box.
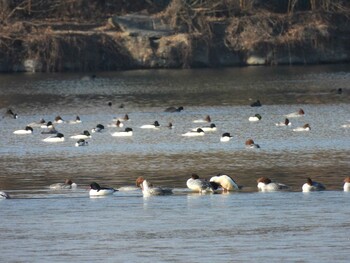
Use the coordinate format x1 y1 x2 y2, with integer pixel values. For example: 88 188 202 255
1 3 350 72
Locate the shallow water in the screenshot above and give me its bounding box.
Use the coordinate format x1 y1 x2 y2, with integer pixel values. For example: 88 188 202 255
0 65 350 262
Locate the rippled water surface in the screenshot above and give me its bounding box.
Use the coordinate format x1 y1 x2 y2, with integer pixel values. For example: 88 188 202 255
1 65 350 262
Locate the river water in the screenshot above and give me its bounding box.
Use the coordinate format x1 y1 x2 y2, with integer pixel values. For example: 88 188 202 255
0 65 350 262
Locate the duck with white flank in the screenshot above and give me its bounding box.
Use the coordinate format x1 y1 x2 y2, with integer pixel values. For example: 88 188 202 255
140 121 160 129
70 130 91 139
107 120 124 128
164 106 184 112
136 177 173 197
249 114 262 122
293 123 311 132
302 178 326 192
209 174 240 192
54 116 65 123
50 179 77 190
220 132 233 142
68 116 82 124
89 182 117 196
285 108 305 118
28 118 46 127
5 109 18 119
41 121 54 129
193 115 211 123
275 118 291 127
0 191 10 199
113 114 129 122
257 177 289 192
182 128 205 137
343 177 350 192
245 139 260 149
75 139 88 147
91 124 105 133
192 123 216 132
42 133 65 142
111 127 133 137
13 126 33 134
186 174 219 193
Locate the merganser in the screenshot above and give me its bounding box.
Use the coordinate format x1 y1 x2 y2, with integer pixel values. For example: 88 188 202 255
6 109 18 119
275 118 291 126
50 179 77 190
0 191 10 199
140 179 173 197
111 127 133 137
70 130 91 139
293 123 311 132
164 106 184 112
257 177 289 192
43 133 64 142
186 174 219 193
245 139 260 149
54 116 64 123
220 132 233 142
249 114 262 122
89 182 117 196
285 108 305 118
13 126 33 134
75 139 88 147
209 174 240 192
302 178 325 192
91 124 105 133
140 121 160 129
182 128 205 137
250 100 262 107
193 115 211 123
192 123 216 132
343 177 350 192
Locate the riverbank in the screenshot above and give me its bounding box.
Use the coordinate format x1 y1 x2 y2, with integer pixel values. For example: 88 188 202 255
1 1 350 72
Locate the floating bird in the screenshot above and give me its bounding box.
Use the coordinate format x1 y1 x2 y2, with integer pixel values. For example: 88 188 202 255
257 177 289 192
68 116 82 124
111 127 133 137
91 124 105 133
42 133 65 142
220 132 233 142
193 115 211 123
41 121 54 129
250 100 262 107
28 118 46 127
0 191 10 199
343 177 350 192
140 121 160 129
209 174 240 192
182 128 205 137
107 120 124 128
54 116 64 123
13 126 33 134
75 139 89 147
70 130 91 139
186 174 219 193
140 179 173 197
6 109 18 119
285 108 305 118
245 139 260 149
249 114 262 122
89 182 117 196
275 118 291 126
164 106 184 112
293 123 311 132
192 123 216 132
113 114 129 122
50 179 77 190
302 178 325 192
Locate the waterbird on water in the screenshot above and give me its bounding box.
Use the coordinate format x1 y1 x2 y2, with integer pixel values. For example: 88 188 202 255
89 182 117 196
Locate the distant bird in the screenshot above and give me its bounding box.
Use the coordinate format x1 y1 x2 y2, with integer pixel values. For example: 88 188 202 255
42 133 65 142
220 132 233 142
75 139 88 147
28 118 46 127
41 126 58 134
113 114 129 122
111 127 133 137
249 114 262 122
186 174 219 193
164 106 184 112
209 174 240 192
54 116 64 123
13 126 33 134
182 128 205 137
91 124 105 133
250 100 262 107
108 120 124 128
257 177 289 192
343 177 350 192
6 109 18 119
293 123 311 132
302 178 325 192
50 179 77 190
285 108 305 118
108 101 112 107
70 130 91 139
275 118 291 127
193 115 211 123
140 179 173 197
192 123 216 132
89 182 117 196
167 122 173 129
140 121 160 129
41 121 54 129
245 139 260 149
68 116 81 124
0 191 10 199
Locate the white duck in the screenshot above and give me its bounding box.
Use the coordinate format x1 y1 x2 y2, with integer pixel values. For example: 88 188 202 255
89 182 117 196
186 174 219 193
302 178 325 192
257 177 289 192
209 174 240 192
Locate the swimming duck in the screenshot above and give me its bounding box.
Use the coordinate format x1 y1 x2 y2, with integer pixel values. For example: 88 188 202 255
186 174 219 193
111 127 133 137
275 118 291 127
209 174 240 192
107 120 124 128
42 133 65 142
302 178 325 192
68 116 82 124
28 118 46 127
192 123 216 132
13 126 33 134
182 128 205 137
343 177 350 192
91 124 105 133
0 191 10 199
140 179 173 197
164 106 184 112
285 108 305 118
75 139 88 147
245 139 260 149
113 114 129 122
249 114 262 122
41 121 54 129
193 115 211 123
341 123 350 128
41 126 58 134
89 182 117 196
6 109 18 119
250 100 262 107
50 179 77 190
140 121 160 129
293 123 311 132
70 130 91 139
167 122 173 129
257 177 289 192
220 132 233 142
54 116 65 123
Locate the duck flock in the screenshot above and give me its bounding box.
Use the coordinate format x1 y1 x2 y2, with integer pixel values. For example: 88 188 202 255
1 101 349 199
